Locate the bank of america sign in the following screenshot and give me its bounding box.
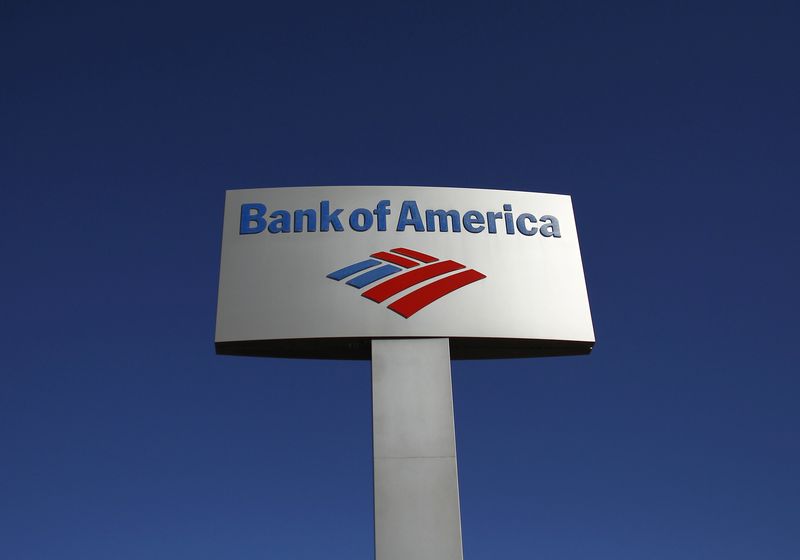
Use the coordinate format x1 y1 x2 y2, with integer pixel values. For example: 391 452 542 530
216 186 594 359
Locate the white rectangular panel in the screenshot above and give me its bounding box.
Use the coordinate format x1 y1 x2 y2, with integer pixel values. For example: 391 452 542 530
215 186 594 358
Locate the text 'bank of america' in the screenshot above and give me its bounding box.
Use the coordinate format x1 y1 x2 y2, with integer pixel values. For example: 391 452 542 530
239 199 562 237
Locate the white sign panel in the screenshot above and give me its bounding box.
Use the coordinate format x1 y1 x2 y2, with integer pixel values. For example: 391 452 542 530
215 186 594 359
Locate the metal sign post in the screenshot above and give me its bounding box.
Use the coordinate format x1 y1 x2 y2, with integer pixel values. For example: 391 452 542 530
372 338 462 560
215 185 595 558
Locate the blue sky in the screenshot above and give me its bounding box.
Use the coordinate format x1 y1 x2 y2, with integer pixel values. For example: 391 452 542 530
2 1 799 558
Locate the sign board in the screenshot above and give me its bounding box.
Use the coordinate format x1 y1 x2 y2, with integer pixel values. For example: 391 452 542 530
215 186 594 359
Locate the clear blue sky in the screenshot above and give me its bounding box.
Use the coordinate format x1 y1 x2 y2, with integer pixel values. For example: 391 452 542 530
2 1 799 558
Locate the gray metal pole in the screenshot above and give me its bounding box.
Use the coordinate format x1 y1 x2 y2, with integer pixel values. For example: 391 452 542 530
371 338 463 560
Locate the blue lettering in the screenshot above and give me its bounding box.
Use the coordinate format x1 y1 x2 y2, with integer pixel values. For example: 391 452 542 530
320 200 344 232
240 203 267 234
397 200 424 232
426 209 461 232
503 204 514 234
516 213 537 236
486 211 502 234
539 215 561 237
238 199 559 238
349 208 373 232
462 210 485 233
374 200 391 231
293 209 317 232
267 210 290 233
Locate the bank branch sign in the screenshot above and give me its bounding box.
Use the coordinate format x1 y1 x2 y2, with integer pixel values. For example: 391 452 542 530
215 186 594 359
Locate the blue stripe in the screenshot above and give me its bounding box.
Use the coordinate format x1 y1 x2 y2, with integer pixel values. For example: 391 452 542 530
347 264 402 288
327 259 381 281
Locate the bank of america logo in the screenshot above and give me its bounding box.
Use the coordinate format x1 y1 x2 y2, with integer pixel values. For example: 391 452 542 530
327 248 486 318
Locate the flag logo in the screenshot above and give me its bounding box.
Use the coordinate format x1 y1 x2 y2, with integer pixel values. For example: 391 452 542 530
327 248 486 318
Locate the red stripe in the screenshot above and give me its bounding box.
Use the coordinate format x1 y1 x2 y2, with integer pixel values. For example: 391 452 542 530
362 260 464 303
388 269 487 318
390 247 438 263
370 251 420 268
